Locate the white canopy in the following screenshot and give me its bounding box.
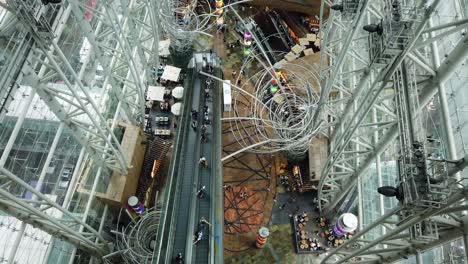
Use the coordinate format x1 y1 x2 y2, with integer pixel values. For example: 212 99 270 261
171 102 182 116
298 38 309 46
172 86 184 99
159 39 171 57
291 44 304 54
161 65 182 82
306 33 317 42
304 48 315 56
284 52 298 62
146 86 165 102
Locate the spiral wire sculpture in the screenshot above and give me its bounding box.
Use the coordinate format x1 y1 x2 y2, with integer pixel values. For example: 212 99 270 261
226 57 323 156
110 208 162 264
156 0 324 156
157 0 213 53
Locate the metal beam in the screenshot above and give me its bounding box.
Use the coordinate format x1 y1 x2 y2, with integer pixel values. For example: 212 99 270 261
321 192 466 263
320 28 468 212
0 167 107 256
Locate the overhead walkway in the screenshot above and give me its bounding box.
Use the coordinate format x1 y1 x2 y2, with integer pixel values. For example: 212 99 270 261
153 53 223 264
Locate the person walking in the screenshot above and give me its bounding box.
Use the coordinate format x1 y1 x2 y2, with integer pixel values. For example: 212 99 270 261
232 70 237 78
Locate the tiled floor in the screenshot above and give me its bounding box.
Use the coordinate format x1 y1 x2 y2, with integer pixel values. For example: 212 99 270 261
271 192 317 225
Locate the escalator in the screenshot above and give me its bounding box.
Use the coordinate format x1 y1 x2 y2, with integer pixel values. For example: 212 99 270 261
193 72 214 263
171 74 203 258
156 53 222 264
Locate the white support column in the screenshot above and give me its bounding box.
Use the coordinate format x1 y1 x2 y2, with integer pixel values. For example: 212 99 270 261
373 107 386 237
89 204 108 264
62 148 86 210
416 251 423 264
6 223 26 264
0 91 34 167
67 166 103 264
6 124 65 263
428 19 458 162
68 98 125 263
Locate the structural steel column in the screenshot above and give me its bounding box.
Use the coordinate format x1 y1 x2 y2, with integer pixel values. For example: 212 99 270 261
321 30 468 213
416 251 423 264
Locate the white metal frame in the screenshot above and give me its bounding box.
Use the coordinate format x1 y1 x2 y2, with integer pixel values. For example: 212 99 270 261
0 0 160 262
318 0 468 262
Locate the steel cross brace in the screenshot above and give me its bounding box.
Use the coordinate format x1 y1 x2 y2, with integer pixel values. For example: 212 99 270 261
321 190 467 264
319 17 468 214
5 2 131 174
0 167 107 257
22 59 127 174
67 0 154 124
318 0 441 212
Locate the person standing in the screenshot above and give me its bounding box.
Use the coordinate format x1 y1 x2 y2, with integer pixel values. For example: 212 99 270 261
191 121 197 131
196 185 206 199
175 253 184 263
204 114 210 124
191 109 198 119
199 156 208 167
199 217 211 228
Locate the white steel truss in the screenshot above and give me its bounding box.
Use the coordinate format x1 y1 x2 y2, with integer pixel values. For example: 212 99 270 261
0 0 160 261
317 0 468 213
0 167 108 257
3 0 159 175
318 0 468 262
320 154 468 263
